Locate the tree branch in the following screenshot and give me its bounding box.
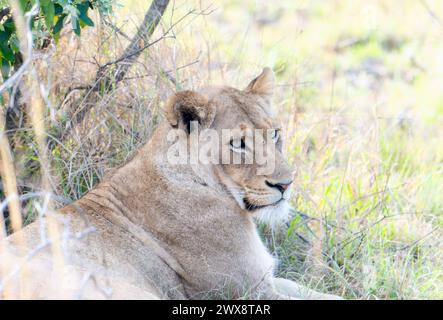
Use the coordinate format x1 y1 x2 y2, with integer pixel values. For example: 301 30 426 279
63 0 170 138
94 0 170 90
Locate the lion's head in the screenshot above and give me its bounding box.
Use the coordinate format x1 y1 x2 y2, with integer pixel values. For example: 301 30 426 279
165 68 294 225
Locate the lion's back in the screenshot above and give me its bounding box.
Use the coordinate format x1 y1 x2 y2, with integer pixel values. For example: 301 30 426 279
0 208 185 299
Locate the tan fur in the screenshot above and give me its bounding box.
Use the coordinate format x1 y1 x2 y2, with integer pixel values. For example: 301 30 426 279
0 69 341 300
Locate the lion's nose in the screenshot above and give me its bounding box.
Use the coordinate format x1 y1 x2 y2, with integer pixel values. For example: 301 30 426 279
265 180 293 194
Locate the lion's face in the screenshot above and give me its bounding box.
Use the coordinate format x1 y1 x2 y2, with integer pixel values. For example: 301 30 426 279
165 68 293 225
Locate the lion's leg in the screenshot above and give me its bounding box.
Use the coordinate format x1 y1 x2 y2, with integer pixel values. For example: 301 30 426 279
273 277 342 300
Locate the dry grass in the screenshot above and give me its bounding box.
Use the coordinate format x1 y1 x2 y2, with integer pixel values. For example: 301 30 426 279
1 0 442 299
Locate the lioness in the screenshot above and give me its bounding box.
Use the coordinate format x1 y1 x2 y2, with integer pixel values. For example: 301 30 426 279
0 68 339 299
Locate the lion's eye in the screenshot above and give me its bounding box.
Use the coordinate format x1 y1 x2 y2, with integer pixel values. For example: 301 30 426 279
230 138 246 152
271 130 279 143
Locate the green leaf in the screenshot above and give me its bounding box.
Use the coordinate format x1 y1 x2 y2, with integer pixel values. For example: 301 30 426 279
0 58 10 80
0 43 14 63
79 12 94 27
53 14 66 36
3 18 16 32
9 34 20 53
42 3 55 30
0 30 11 43
65 4 79 18
54 3 64 15
71 16 80 36
77 2 94 27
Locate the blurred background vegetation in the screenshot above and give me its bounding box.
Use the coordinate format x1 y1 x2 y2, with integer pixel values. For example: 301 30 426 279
1 0 442 299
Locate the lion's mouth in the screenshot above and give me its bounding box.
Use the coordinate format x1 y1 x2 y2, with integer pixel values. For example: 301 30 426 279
243 197 284 211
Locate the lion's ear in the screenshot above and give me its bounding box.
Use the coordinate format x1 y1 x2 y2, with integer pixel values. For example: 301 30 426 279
245 67 275 98
165 91 216 133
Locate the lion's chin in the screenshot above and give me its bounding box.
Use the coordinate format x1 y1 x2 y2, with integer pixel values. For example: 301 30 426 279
253 200 290 228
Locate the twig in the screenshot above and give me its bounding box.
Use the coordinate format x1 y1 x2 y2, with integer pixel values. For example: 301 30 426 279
8 0 67 297
99 0 171 85
102 18 131 41
61 2 215 142
0 0 42 299
59 0 171 140
0 111 22 234
398 226 440 251
419 0 443 29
